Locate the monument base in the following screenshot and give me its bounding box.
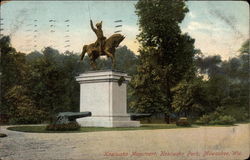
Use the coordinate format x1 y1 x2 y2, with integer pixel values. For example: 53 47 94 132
77 116 140 127
76 70 140 128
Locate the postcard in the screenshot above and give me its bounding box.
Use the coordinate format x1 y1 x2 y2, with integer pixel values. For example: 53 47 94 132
0 1 249 160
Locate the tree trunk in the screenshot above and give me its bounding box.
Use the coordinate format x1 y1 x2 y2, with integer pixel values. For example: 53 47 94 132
164 78 172 124
164 113 170 124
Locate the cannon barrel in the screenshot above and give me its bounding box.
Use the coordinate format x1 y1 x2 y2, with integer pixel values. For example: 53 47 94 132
67 112 92 121
54 112 92 125
57 111 91 120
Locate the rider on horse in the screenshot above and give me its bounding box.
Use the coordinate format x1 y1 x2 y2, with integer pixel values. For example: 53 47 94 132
80 20 125 69
90 20 106 55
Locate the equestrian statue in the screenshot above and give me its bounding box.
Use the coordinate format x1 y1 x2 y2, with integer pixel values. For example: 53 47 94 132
80 20 125 69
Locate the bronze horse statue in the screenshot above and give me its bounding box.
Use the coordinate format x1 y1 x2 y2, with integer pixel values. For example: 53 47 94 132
80 34 125 69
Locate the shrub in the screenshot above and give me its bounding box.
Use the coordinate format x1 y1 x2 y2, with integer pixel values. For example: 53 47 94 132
176 117 191 127
209 115 236 125
196 113 236 125
9 108 48 124
46 121 80 131
5 85 48 124
223 105 248 122
196 115 210 125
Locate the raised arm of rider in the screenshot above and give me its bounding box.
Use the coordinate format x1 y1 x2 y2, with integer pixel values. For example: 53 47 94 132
90 20 96 32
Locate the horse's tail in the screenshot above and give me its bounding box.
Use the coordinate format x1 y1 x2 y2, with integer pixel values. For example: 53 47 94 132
80 45 87 61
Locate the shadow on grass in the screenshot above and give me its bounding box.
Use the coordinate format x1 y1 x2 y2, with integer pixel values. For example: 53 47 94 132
7 124 197 133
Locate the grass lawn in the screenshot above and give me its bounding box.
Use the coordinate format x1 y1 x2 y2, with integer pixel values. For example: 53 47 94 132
7 124 195 133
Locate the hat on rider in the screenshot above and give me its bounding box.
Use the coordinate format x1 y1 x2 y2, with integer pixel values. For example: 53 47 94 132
96 21 102 28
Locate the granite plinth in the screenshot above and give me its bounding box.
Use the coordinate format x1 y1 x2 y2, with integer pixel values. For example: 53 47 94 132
76 70 140 127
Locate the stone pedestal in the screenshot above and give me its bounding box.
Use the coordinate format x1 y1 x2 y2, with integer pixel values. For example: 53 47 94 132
75 70 140 127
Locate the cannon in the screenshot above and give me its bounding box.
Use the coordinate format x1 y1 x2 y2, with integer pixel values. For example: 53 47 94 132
130 113 152 120
54 111 92 125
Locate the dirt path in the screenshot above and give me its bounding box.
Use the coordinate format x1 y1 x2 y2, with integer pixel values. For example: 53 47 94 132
0 124 249 160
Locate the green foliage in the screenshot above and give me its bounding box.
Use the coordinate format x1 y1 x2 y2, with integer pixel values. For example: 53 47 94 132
130 48 169 113
26 48 81 115
114 46 138 74
209 115 236 125
0 36 29 114
194 42 249 121
196 112 236 125
131 0 196 116
196 55 222 77
46 121 81 131
9 109 47 125
135 0 188 46
204 75 230 112
196 115 210 125
5 85 47 124
222 105 248 122
25 51 43 62
239 39 249 54
171 78 208 117
1 19 248 126
1 35 139 124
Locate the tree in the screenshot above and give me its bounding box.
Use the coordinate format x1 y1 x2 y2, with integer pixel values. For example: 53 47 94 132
239 39 249 54
26 51 43 62
171 77 208 117
130 48 169 113
5 85 47 124
26 47 76 115
115 46 138 75
196 55 223 77
0 36 29 115
130 0 196 121
236 39 249 119
192 40 249 121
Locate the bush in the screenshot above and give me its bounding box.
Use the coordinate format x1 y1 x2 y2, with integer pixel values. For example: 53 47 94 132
46 121 80 131
223 105 248 122
176 117 191 127
9 107 48 124
5 85 48 124
209 115 236 125
196 114 236 125
196 115 210 125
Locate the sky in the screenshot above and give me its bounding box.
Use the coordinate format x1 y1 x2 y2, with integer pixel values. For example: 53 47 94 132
0 1 249 60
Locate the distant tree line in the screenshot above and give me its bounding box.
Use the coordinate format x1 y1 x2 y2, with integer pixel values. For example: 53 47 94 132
1 34 248 124
0 36 138 124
